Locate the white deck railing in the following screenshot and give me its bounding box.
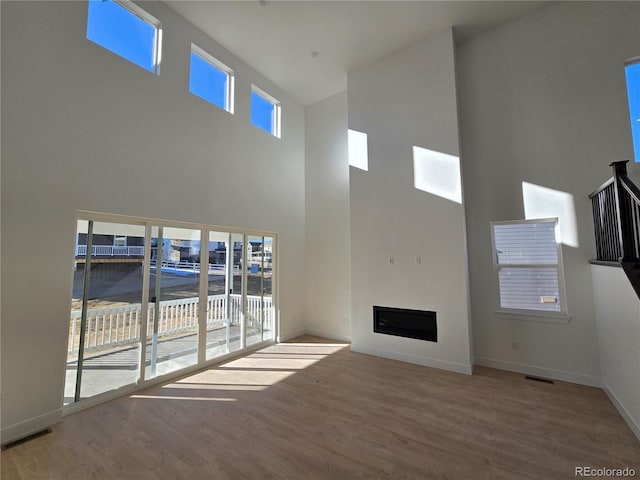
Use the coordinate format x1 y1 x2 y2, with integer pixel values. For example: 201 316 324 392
76 245 145 257
68 294 273 354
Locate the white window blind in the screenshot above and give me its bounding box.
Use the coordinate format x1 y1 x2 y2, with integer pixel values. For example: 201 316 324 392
492 220 566 314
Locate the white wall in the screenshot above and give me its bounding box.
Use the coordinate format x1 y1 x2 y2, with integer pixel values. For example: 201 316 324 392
304 92 351 341
347 29 473 374
457 1 640 386
591 265 640 440
1 1 306 442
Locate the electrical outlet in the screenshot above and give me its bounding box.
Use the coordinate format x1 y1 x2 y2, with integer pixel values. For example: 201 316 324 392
511 341 519 350
415 256 421 265
389 257 394 264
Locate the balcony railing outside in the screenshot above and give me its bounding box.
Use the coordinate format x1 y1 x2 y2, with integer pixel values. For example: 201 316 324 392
68 294 273 354
76 245 145 257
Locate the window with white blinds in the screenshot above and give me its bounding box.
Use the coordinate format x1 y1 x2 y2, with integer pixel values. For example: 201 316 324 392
491 219 567 315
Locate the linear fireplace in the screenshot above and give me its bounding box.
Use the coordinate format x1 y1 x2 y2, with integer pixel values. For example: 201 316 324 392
373 306 437 342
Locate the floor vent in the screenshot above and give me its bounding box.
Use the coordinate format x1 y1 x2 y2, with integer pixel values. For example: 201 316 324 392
525 375 554 385
1 428 52 451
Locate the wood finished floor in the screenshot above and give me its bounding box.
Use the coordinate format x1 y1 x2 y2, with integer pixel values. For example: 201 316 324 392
2 336 639 480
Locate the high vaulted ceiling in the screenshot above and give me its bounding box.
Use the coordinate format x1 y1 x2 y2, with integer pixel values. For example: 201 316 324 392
164 1 548 106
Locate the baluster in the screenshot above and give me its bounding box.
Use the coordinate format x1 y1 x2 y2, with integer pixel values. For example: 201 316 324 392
93 315 99 348
163 304 168 335
70 315 77 352
85 316 91 349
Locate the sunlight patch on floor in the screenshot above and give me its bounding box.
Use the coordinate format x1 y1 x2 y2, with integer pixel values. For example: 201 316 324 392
130 339 348 400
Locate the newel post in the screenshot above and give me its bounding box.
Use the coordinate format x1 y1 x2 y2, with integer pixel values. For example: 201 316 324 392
610 160 634 262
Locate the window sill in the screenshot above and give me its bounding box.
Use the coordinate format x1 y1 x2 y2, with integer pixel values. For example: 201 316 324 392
495 309 572 324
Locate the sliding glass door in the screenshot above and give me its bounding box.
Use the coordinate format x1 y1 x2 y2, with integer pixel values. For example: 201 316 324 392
65 215 277 406
65 220 145 404
246 236 275 346
145 226 201 380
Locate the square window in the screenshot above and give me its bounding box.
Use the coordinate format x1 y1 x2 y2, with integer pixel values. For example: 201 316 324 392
189 44 234 113
251 86 280 137
87 0 162 74
491 219 568 316
625 59 640 163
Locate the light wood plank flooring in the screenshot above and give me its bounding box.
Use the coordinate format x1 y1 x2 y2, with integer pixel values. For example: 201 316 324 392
2 336 639 479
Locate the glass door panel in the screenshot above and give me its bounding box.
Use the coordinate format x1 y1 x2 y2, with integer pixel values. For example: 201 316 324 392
205 231 230 360
262 236 275 342
229 233 245 352
65 220 145 404
246 236 274 346
146 226 200 379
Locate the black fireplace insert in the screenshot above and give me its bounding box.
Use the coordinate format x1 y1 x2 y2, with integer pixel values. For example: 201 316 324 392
373 305 437 342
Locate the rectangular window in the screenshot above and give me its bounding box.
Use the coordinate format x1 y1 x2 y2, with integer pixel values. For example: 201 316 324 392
189 44 234 113
251 85 281 137
87 0 162 74
625 58 640 163
348 129 369 171
491 219 568 316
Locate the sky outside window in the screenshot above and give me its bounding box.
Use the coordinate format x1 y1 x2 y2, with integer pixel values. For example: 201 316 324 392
625 62 640 162
87 0 158 73
189 51 229 111
251 90 276 135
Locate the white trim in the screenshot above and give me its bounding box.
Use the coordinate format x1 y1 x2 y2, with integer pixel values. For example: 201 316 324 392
117 0 161 27
278 328 308 343
495 309 572 324
304 329 351 343
602 379 640 442
474 357 602 387
191 43 233 76
138 222 152 384
351 344 473 375
241 233 248 350
198 228 208 365
190 43 234 113
1 409 62 445
76 210 277 238
625 55 640 67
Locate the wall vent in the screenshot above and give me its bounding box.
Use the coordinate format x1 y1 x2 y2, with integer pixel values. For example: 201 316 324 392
525 375 554 384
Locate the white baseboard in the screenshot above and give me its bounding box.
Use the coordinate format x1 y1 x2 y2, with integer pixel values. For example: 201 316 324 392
303 329 351 343
278 328 308 343
474 357 601 387
1 409 62 445
602 380 640 442
352 344 472 375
